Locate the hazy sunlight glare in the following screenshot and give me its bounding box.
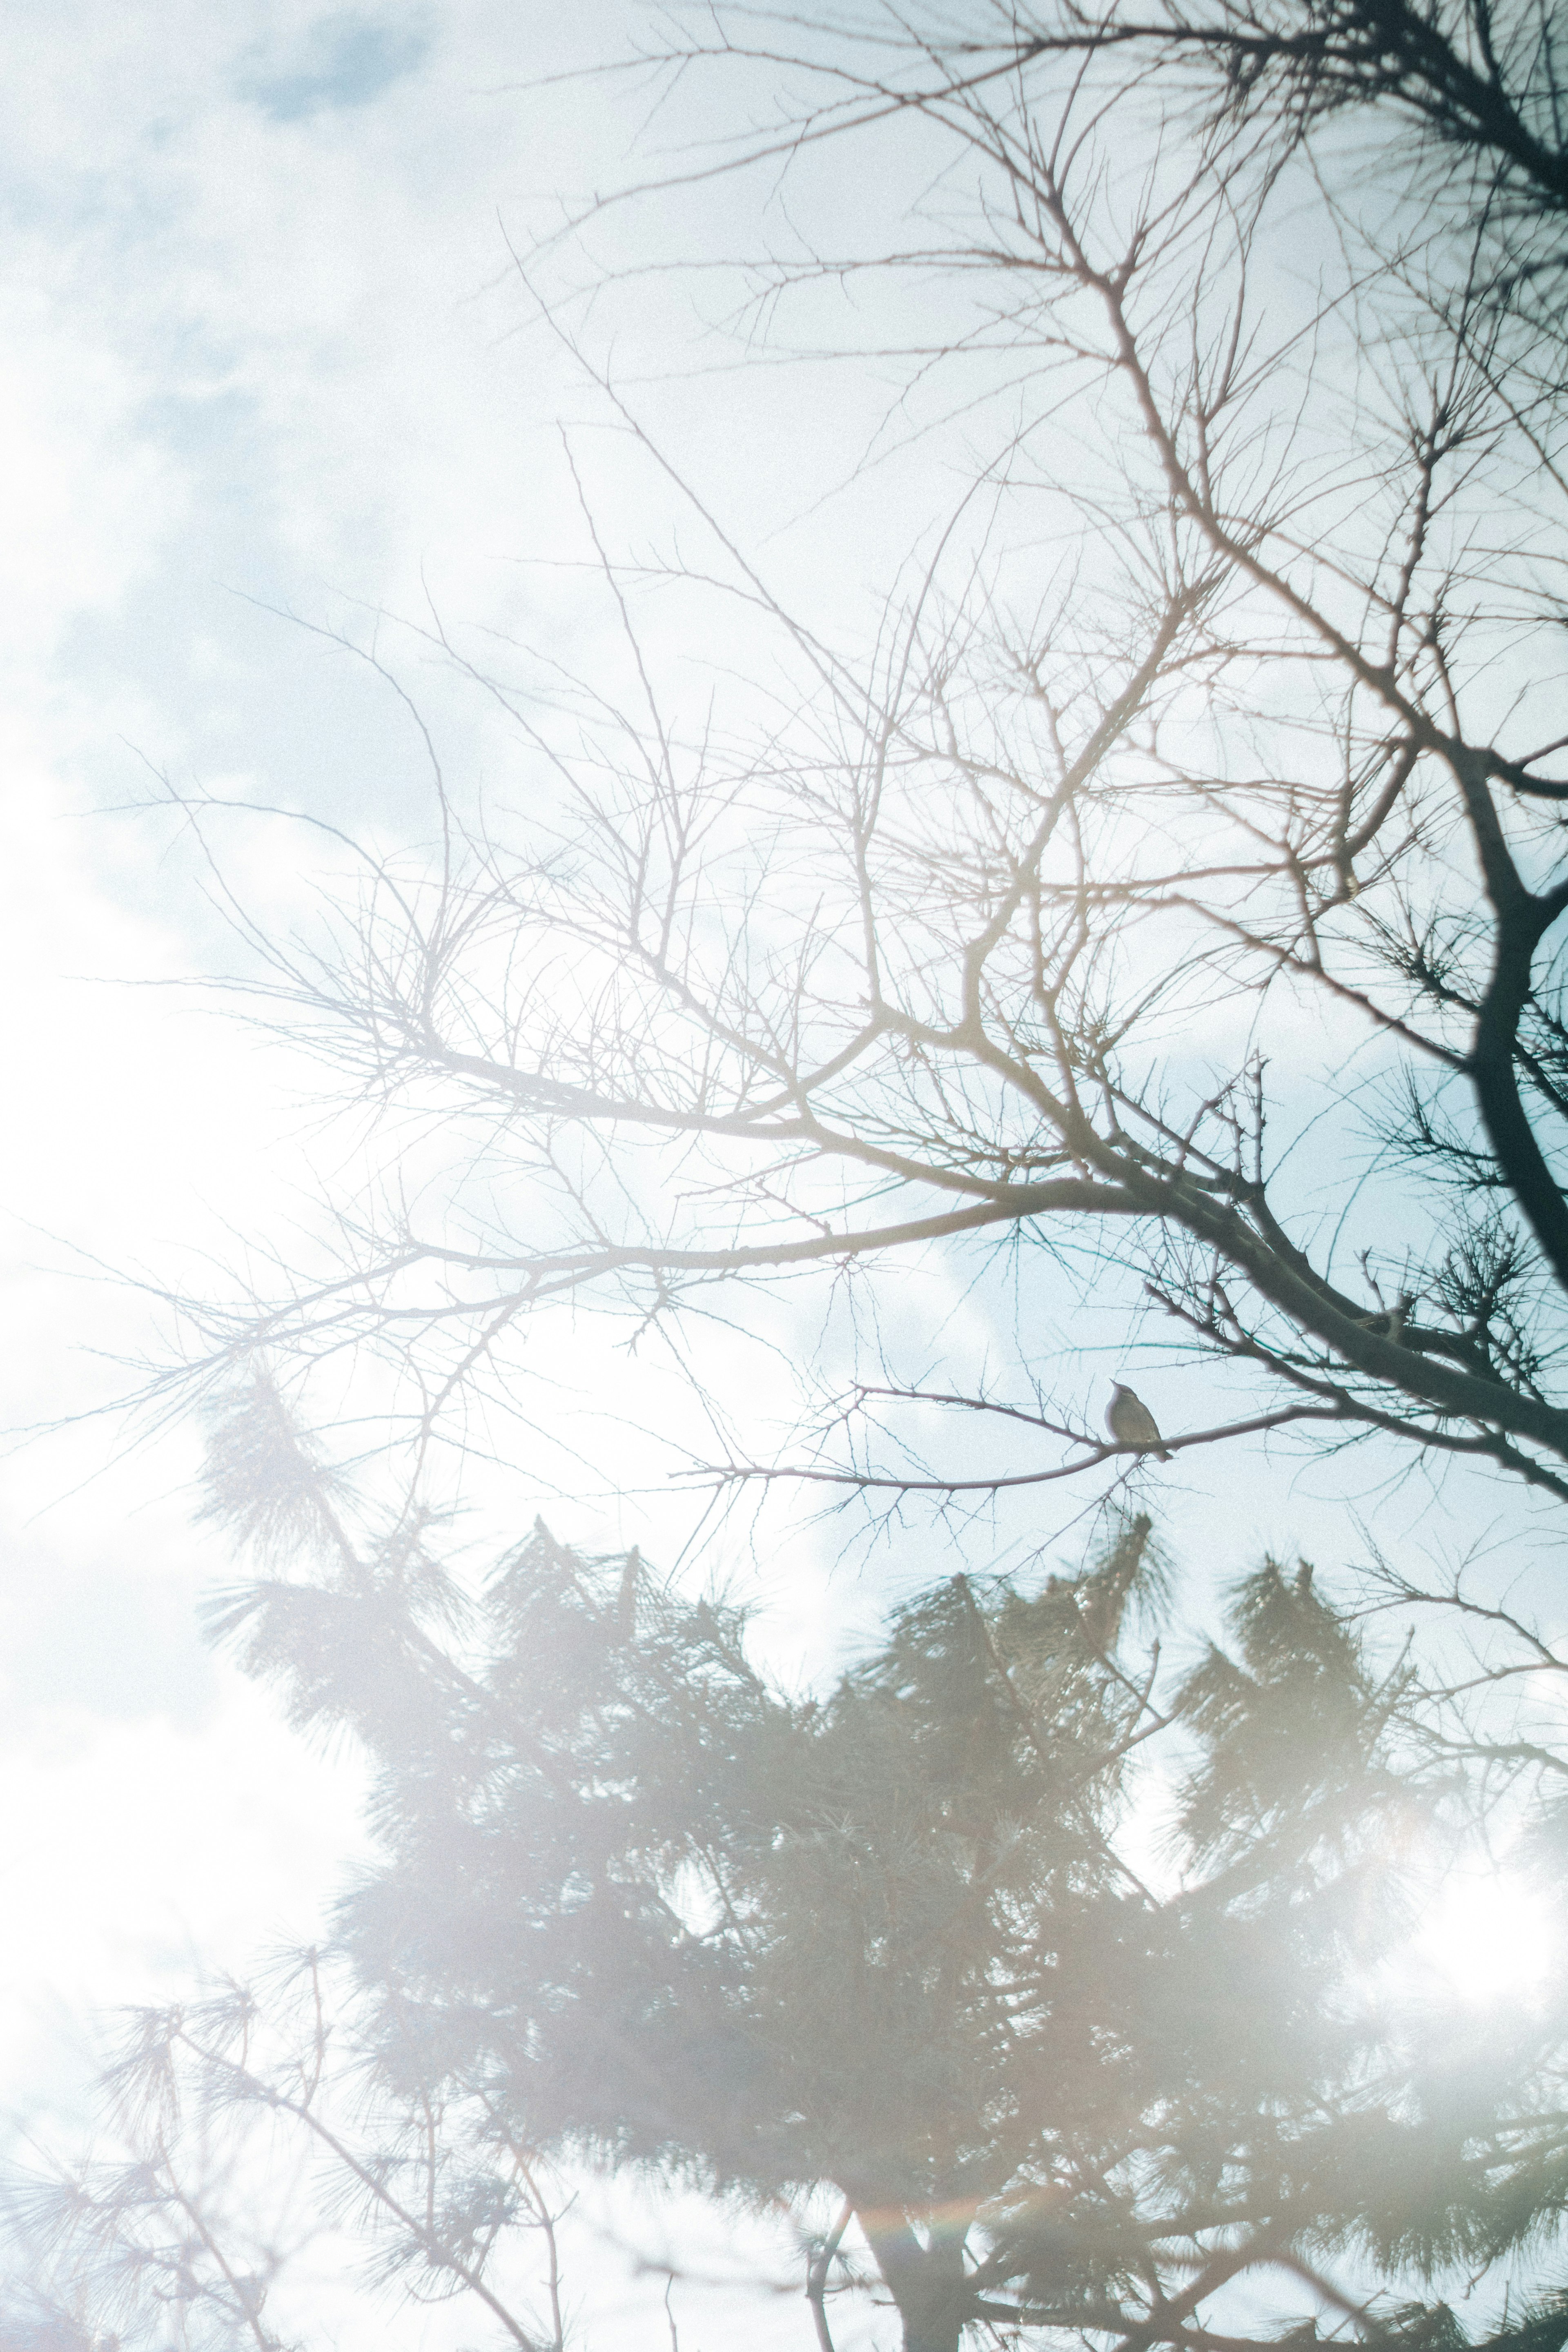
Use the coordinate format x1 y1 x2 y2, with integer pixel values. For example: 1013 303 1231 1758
1411 1868 1556 2006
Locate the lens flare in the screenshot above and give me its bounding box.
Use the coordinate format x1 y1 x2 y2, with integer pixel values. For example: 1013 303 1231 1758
1410 1868 1555 2005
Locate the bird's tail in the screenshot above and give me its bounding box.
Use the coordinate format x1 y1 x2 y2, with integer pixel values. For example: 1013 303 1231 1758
1156 1446 1173 1462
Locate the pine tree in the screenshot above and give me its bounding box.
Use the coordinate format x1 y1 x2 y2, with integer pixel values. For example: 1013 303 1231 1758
108 1386 1555 2352
12 1382 1566 2350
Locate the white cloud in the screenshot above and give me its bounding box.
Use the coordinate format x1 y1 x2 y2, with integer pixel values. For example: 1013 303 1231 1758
0 1677 368 2108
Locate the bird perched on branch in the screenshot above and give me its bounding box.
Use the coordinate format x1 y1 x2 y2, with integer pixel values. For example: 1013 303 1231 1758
1354 1307 1410 1345
1355 1292 1412 1344
1106 1383 1172 1461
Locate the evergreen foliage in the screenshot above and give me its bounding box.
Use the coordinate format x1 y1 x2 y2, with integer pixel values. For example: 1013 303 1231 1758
42 1383 1538 2352
7 1381 1568 2349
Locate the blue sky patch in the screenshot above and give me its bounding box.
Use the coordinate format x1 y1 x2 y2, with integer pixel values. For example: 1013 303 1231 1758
235 11 430 122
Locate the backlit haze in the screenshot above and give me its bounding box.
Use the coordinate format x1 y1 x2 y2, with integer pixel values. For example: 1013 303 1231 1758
1 5 1562 2342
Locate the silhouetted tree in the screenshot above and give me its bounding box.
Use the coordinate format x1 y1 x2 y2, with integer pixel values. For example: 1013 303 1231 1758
149 0 1568 1532
24 1382 1547 2352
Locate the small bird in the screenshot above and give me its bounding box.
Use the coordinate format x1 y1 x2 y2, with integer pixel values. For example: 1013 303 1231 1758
1106 1382 1172 1461
1355 1292 1412 1344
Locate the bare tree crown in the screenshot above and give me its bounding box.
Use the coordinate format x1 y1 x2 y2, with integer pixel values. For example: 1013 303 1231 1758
153 0 1568 1521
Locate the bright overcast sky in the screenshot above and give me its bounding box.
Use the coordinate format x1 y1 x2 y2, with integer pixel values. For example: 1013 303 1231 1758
0 17 943 2343
0 7 1559 2342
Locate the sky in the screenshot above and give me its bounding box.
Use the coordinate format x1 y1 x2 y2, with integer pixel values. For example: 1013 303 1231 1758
0 9 949 2341
0 5 1562 2346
